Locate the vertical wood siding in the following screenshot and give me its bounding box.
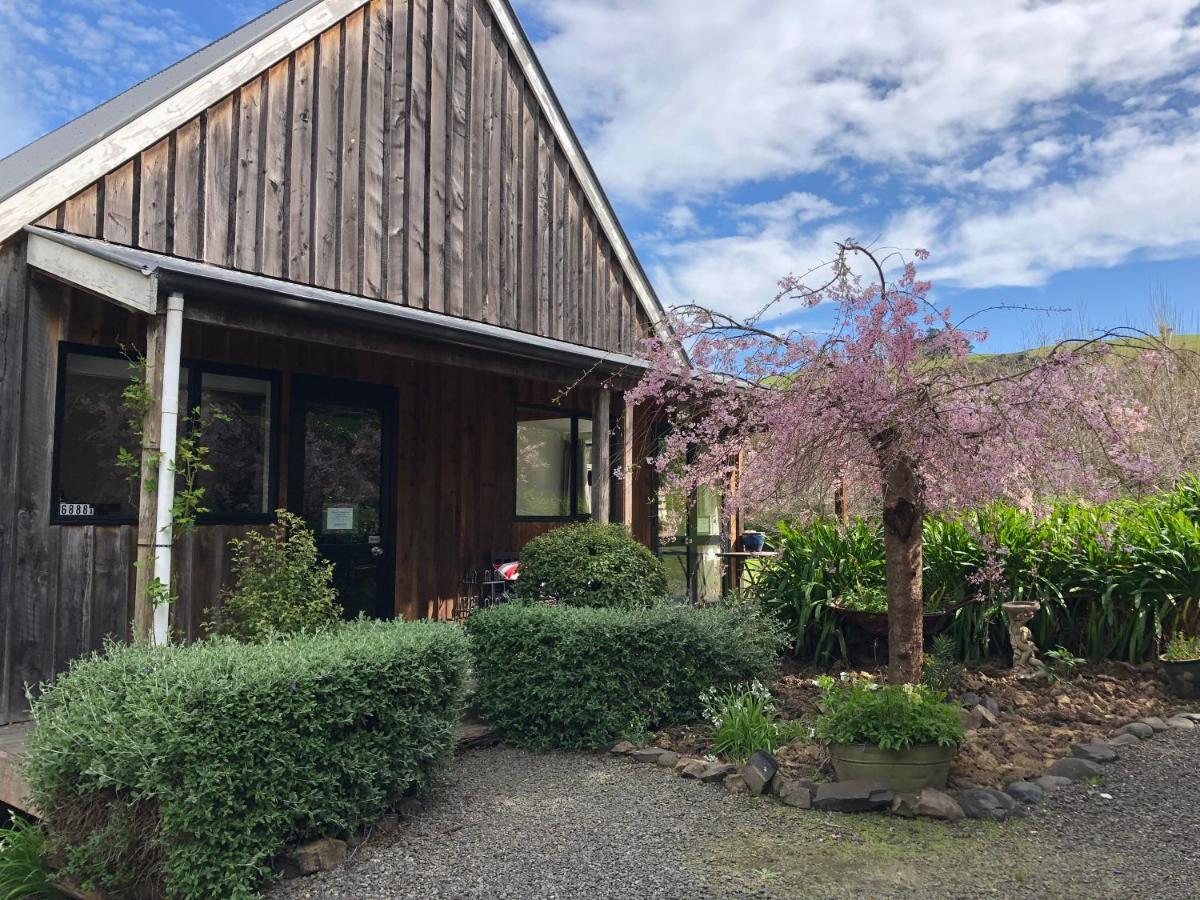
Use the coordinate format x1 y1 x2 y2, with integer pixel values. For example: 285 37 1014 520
37 0 651 355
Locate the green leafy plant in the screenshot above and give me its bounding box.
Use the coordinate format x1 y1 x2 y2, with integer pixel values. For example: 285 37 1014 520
921 633 966 694
209 510 340 642
514 522 669 609
1042 645 1084 682
1163 631 1200 661
0 814 61 900
813 674 966 751
700 680 808 761
754 477 1200 665
25 620 468 899
467 602 786 750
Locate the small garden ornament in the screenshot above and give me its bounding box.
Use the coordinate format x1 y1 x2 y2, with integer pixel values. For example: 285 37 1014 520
1004 600 1042 677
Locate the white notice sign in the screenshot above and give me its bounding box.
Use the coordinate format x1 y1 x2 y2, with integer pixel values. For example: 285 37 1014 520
324 505 356 532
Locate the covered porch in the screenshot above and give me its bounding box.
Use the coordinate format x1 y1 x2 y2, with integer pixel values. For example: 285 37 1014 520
1 227 657 728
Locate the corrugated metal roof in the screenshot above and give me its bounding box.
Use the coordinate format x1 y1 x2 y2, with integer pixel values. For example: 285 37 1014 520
0 0 324 205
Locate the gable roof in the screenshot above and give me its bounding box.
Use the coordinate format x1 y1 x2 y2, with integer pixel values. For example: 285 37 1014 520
0 0 326 207
0 0 668 338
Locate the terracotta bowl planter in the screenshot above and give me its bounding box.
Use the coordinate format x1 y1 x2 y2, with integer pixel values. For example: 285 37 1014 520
829 742 957 792
1160 656 1200 700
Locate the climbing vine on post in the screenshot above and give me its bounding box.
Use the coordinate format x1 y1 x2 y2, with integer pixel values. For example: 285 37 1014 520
118 346 227 619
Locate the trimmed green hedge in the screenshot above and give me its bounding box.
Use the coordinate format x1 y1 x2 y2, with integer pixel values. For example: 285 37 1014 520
514 522 668 609
25 621 469 899
467 603 786 749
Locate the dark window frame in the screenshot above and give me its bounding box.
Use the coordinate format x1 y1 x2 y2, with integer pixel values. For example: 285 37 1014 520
513 403 593 523
50 342 282 526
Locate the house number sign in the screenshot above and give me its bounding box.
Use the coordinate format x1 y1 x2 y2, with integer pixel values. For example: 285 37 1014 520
59 502 95 517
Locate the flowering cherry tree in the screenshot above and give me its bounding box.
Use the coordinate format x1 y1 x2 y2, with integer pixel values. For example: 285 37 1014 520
628 244 1154 683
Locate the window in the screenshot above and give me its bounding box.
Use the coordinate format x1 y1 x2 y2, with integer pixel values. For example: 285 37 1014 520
515 406 592 519
52 345 278 524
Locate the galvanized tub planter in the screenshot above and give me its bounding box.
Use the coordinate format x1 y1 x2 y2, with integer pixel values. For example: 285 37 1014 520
1161 656 1200 700
829 743 957 792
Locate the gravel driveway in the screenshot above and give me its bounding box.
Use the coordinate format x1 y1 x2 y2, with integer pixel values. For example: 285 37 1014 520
270 729 1199 900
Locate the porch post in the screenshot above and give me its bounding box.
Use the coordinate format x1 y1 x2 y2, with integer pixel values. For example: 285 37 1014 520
133 292 184 644
590 388 611 523
620 395 634 530
132 314 166 640
151 292 186 644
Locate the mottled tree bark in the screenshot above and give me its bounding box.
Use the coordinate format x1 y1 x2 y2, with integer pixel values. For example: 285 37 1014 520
881 451 924 684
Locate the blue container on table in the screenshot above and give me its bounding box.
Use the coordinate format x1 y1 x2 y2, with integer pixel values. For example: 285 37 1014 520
741 531 766 552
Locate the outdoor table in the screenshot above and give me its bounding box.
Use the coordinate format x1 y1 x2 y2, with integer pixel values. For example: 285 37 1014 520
718 551 781 599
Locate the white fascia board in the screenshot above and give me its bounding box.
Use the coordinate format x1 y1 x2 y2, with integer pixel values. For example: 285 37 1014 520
0 0 368 245
27 231 159 314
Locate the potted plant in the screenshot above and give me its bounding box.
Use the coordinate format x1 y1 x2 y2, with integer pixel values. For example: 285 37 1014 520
814 673 966 792
740 530 767 552
1161 632 1200 700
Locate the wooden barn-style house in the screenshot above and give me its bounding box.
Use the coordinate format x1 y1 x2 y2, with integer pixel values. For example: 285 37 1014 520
0 0 727 728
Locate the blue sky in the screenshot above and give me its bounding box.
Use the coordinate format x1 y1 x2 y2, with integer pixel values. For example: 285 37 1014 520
4 0 1200 351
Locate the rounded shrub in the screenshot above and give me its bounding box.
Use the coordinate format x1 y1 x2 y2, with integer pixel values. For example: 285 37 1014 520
514 522 667 609
467 602 787 749
26 621 468 899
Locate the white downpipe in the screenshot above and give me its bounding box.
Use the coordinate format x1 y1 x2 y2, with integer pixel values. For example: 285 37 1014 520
152 292 185 645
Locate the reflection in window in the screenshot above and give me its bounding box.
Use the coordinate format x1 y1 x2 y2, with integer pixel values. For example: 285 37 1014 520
515 407 591 518
54 348 275 523
56 353 140 518
199 372 273 515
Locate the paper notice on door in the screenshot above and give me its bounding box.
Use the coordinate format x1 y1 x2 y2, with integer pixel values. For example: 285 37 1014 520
324 505 356 532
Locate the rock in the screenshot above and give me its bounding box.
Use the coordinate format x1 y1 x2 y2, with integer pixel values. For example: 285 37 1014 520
976 704 999 726
609 740 636 755
959 707 986 731
776 780 813 809
1180 712 1200 722
959 691 982 708
1140 716 1169 732
1116 722 1154 740
1137 661 1157 674
981 695 1001 717
278 838 347 878
813 781 893 813
723 773 750 794
1046 757 1105 781
680 760 709 779
771 776 818 798
700 763 738 784
740 750 780 796
1004 781 1044 805
1107 732 1141 748
1166 716 1196 730
1033 775 1075 793
892 788 964 821
655 751 680 768
958 789 1016 821
631 748 666 764
1072 742 1118 763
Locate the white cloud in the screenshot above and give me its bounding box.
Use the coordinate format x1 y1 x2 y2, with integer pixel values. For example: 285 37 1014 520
524 0 1200 306
528 0 1200 199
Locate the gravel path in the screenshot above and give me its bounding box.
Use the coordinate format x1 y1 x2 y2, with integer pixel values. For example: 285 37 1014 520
270 729 1200 900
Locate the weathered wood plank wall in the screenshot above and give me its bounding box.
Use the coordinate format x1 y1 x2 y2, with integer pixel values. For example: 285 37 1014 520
32 0 649 356
0 276 655 723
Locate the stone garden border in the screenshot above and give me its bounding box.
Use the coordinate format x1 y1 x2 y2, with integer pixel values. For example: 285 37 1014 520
611 712 1200 822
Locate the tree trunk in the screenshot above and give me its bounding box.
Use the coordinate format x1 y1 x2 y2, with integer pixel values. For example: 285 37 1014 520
882 453 923 683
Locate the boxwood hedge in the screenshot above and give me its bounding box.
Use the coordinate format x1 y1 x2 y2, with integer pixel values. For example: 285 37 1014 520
467 603 786 750
25 620 468 899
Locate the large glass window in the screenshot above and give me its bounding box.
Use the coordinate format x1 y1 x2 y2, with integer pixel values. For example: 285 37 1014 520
515 406 592 519
53 346 277 524
55 352 141 519
198 372 274 516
